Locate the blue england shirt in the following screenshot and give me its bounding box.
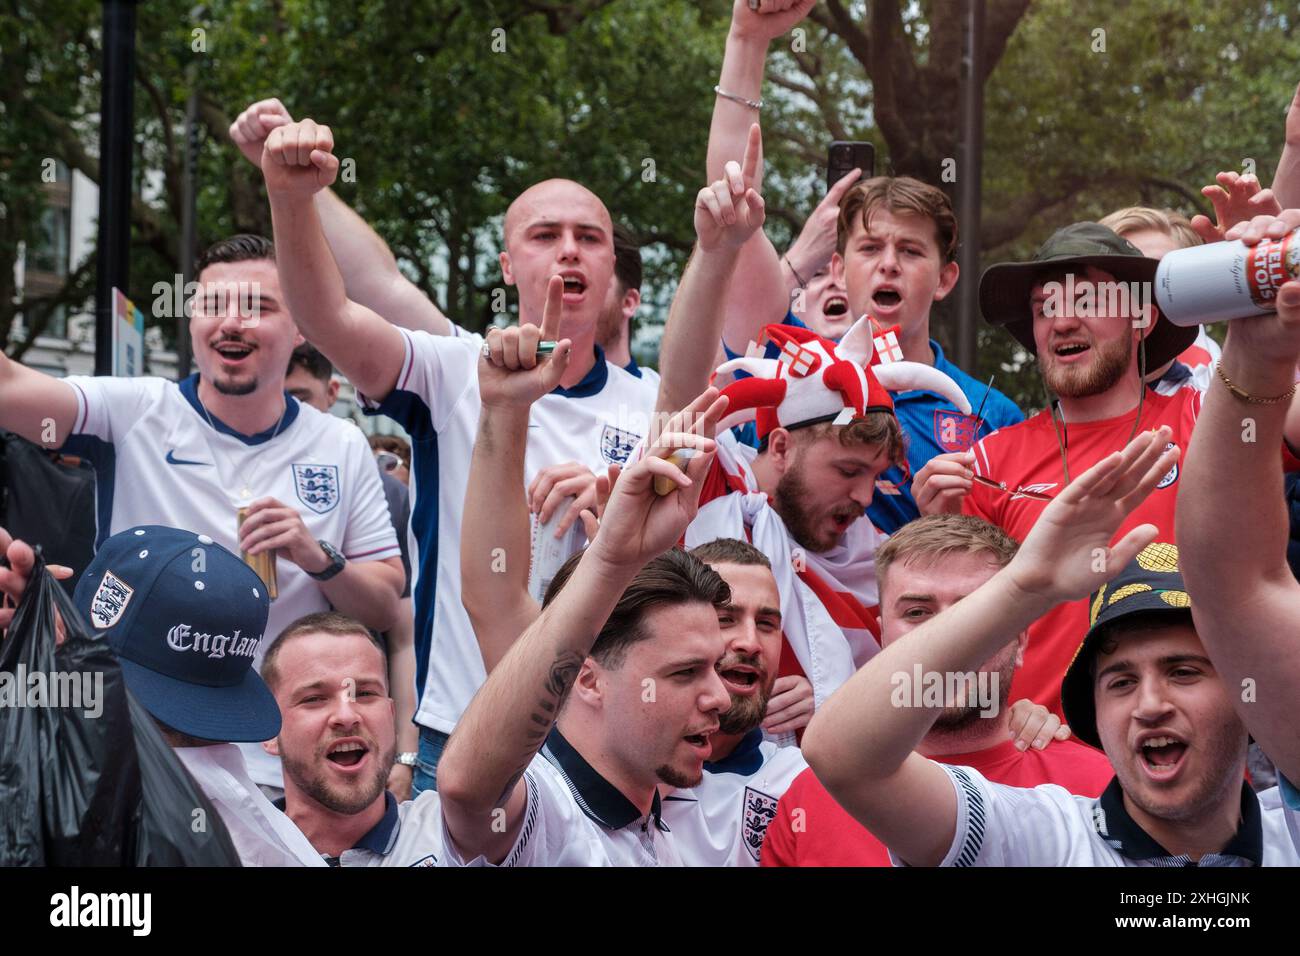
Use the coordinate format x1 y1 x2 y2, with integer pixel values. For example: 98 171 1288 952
724 314 1023 533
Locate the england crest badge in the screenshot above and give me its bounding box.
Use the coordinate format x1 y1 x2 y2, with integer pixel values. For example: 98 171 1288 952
742 786 779 862
1155 442 1179 489
600 424 640 465
89 570 134 629
292 463 340 514
934 409 982 453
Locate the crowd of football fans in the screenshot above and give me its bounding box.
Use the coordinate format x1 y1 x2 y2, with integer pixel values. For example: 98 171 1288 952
2 0 1300 867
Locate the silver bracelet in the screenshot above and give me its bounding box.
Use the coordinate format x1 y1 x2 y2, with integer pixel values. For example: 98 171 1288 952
714 84 763 110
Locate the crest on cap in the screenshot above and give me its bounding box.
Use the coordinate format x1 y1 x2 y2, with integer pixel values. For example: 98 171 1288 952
89 570 135 629
712 316 972 441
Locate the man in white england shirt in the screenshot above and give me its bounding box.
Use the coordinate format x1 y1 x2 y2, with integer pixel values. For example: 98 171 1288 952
258 119 657 795
0 235 404 789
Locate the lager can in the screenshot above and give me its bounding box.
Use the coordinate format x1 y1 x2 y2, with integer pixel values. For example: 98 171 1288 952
528 497 588 604
237 507 278 600
1155 226 1300 326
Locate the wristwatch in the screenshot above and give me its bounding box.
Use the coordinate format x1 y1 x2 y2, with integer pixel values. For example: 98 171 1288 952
307 540 347 581
395 752 418 768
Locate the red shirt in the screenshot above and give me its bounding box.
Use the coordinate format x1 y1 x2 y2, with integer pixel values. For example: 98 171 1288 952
961 388 1300 715
962 389 1194 716
762 737 1113 867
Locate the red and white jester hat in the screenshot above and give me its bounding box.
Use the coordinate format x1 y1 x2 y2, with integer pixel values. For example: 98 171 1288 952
713 316 971 441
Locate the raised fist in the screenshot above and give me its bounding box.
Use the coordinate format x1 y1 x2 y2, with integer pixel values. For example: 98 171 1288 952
261 118 340 197
229 98 294 169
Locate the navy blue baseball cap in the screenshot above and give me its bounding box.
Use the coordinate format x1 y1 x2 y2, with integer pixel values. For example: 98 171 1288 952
73 526 281 743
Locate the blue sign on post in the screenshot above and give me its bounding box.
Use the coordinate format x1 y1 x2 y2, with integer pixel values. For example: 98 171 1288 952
112 287 145 377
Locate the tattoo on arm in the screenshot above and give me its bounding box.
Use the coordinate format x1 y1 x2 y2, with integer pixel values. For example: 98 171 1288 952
497 649 586 804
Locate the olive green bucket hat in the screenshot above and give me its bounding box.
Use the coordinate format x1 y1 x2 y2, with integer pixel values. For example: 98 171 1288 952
978 222 1197 368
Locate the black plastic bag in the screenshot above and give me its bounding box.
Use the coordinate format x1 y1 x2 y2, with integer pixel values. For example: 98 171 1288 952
0 549 240 865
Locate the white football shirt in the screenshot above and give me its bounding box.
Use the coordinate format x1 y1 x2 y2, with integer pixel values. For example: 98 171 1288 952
362 329 657 735
62 373 401 786
662 729 808 866
908 763 1300 867
62 374 401 643
438 729 681 867
330 791 445 867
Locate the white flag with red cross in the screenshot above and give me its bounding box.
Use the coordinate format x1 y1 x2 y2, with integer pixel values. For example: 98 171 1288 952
778 339 821 378
873 328 903 364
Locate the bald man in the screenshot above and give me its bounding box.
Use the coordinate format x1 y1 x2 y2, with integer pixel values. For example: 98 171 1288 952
260 118 657 795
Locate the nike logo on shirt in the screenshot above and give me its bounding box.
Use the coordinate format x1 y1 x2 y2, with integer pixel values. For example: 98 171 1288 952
165 450 207 466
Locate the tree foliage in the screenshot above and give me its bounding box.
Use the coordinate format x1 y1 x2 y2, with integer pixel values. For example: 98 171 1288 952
5 0 1299 412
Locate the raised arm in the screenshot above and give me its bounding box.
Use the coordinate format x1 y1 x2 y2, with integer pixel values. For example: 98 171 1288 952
230 99 452 335
1272 82 1300 209
709 1 818 356
261 119 408 401
1178 209 1300 784
656 124 766 415
0 355 79 449
436 389 728 864
802 429 1178 866
460 278 571 672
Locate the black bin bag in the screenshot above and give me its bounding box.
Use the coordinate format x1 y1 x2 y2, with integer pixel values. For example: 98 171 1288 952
0 550 240 866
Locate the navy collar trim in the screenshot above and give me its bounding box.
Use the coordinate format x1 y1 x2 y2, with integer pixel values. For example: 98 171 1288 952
1155 360 1193 390
180 373 300 445
551 346 609 398
271 790 400 856
542 727 666 831
1096 776 1262 864
704 729 765 776
354 791 401 855
624 354 642 379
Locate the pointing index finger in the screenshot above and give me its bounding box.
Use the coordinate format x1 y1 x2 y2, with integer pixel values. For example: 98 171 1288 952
540 275 564 342
741 123 762 188
826 167 861 203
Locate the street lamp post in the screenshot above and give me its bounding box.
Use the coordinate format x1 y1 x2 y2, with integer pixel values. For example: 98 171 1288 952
93 0 140 376
955 0 985 371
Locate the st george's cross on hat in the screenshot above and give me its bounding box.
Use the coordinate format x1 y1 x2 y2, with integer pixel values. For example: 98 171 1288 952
710 315 973 443
73 526 280 743
1060 542 1193 749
